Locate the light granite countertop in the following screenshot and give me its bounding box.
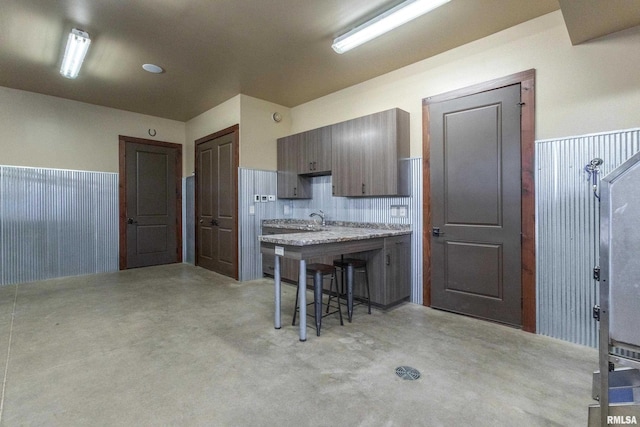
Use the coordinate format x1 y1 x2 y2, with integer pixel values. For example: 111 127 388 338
259 219 411 246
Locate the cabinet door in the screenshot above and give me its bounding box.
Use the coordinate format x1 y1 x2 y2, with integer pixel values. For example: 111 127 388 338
384 235 411 305
331 108 409 197
331 118 364 196
298 126 332 175
342 235 411 307
261 227 299 281
362 110 399 196
277 137 310 199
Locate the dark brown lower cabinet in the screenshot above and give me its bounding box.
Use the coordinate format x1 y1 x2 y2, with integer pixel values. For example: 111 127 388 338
262 227 411 309
347 234 411 308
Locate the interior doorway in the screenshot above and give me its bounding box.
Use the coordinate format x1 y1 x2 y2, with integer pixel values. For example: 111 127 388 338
195 125 239 279
422 70 536 332
118 135 183 269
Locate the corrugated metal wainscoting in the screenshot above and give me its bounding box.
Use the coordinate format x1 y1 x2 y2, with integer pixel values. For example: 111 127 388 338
238 158 423 305
0 166 119 286
238 168 279 281
536 128 640 347
182 175 195 264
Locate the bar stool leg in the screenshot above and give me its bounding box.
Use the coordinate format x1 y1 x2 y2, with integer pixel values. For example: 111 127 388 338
364 264 371 314
328 270 343 325
292 282 300 326
314 270 322 336
346 262 354 322
326 268 340 315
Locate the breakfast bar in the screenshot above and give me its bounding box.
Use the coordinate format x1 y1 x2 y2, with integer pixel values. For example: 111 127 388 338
259 220 411 341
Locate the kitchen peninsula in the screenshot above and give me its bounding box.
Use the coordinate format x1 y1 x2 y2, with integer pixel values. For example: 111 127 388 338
259 220 411 341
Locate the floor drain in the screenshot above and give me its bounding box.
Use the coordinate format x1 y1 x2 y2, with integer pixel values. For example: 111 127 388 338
395 366 420 380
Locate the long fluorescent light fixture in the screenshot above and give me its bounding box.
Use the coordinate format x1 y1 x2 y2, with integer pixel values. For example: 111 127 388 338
332 0 450 54
60 28 91 79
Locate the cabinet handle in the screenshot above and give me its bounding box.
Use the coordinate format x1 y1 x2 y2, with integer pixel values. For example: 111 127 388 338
332 185 335 195
309 162 313 171
294 187 297 196
313 161 317 170
386 254 391 265
362 183 366 195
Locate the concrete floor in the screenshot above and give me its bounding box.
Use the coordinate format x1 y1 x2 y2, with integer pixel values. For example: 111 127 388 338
0 264 597 426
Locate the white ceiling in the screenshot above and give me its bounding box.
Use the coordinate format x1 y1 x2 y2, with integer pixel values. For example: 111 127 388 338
1 0 638 122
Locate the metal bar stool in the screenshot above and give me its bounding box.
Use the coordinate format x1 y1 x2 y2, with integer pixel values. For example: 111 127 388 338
292 263 343 336
331 258 371 322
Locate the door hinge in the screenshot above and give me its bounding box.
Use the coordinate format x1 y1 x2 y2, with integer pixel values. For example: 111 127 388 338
593 305 600 321
593 267 600 281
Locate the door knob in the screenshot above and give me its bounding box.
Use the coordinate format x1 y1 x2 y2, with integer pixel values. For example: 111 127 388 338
432 227 444 237
211 219 219 226
127 217 137 224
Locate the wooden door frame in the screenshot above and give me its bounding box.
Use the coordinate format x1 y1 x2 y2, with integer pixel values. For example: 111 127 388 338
118 135 183 270
194 124 240 280
422 69 536 332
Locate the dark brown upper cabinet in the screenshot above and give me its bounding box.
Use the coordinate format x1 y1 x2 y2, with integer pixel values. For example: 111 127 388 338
277 136 311 199
277 126 331 199
276 108 410 199
332 108 410 197
297 126 332 176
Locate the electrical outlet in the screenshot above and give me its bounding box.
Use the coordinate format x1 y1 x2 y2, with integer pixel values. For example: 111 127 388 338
391 205 408 217
268 195 276 201
254 194 260 203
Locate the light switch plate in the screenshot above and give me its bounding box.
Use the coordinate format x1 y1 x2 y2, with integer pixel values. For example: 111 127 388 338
254 194 260 202
260 195 268 203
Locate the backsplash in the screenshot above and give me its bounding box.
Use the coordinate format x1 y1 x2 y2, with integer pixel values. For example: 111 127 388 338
280 175 413 225
238 159 423 304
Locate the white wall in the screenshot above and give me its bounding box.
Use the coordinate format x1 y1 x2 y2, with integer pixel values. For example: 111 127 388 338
0 86 185 173
238 95 291 171
289 11 640 157
184 94 291 172
0 88 291 177
3 11 638 172
184 94 241 175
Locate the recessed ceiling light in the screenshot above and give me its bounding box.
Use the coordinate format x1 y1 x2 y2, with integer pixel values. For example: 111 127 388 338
142 64 164 74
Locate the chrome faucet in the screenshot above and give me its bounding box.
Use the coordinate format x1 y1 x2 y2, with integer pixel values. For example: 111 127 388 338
309 210 325 226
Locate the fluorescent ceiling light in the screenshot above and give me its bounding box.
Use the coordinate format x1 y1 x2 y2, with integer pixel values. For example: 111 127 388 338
60 28 91 79
332 0 450 54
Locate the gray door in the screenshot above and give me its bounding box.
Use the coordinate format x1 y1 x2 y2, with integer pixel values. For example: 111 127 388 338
429 84 522 326
196 129 238 279
125 142 178 268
